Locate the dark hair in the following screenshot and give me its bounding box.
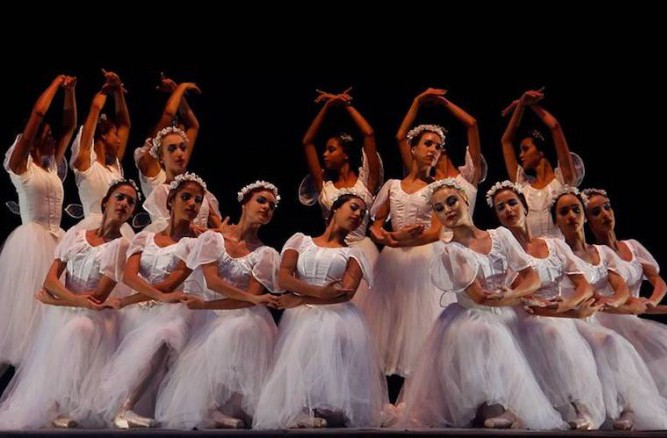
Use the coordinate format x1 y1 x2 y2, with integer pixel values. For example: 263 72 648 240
549 190 586 223
239 187 276 205
491 188 529 214
518 128 557 171
166 180 205 212
326 193 366 223
94 115 117 142
323 132 361 181
101 181 140 214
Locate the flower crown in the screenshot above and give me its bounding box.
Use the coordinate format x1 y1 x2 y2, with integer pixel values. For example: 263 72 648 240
422 178 467 203
237 180 281 205
110 178 142 201
338 133 354 144
168 172 207 191
581 188 608 207
530 129 545 142
406 124 447 145
330 187 367 206
549 185 587 209
149 126 189 159
486 180 524 207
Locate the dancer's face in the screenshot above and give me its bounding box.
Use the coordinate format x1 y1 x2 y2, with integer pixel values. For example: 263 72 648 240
431 187 469 228
586 194 615 234
412 132 443 167
160 133 189 175
243 190 277 225
332 197 367 232
170 182 204 222
100 125 121 156
104 185 137 223
322 137 348 170
36 123 56 155
519 137 543 170
554 194 585 235
493 189 526 229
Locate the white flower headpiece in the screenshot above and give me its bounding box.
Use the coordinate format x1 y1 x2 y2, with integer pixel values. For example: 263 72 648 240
237 180 281 205
330 187 369 206
149 126 189 159
486 180 524 207
581 188 608 207
549 185 587 210
530 129 545 142
406 124 447 145
423 178 467 203
338 133 354 144
168 172 207 191
109 178 142 201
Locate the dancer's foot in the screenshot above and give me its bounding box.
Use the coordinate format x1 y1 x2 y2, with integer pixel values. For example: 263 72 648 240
569 402 594 430
290 413 327 428
210 409 245 429
113 409 157 429
484 409 522 429
52 415 77 428
613 410 634 431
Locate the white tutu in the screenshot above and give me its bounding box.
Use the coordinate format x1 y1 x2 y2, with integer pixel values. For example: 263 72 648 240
597 313 667 397
359 243 449 377
400 304 565 429
156 306 277 429
0 306 117 429
575 318 667 429
0 222 63 365
514 310 605 426
253 303 387 429
94 304 192 425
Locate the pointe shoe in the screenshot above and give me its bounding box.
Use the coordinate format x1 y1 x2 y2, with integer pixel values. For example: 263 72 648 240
52 415 77 428
113 409 157 429
613 411 635 431
210 410 245 429
568 412 594 430
291 415 327 428
484 410 521 429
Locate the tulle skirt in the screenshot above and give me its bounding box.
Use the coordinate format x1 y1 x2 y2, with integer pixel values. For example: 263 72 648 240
156 306 277 430
0 222 63 365
349 237 378 309
253 303 387 429
93 303 192 426
400 304 566 430
0 306 117 429
514 310 605 427
574 317 667 429
597 313 667 397
359 243 452 377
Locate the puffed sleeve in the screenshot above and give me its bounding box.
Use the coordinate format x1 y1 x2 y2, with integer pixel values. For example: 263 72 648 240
127 231 151 258
142 185 170 223
4 135 34 182
431 241 480 294
55 228 87 262
252 246 282 292
174 237 197 263
627 239 660 274
281 233 307 255
186 231 226 270
205 191 221 218
100 237 131 282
